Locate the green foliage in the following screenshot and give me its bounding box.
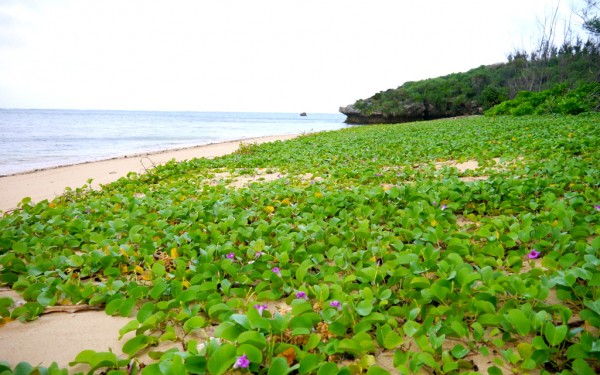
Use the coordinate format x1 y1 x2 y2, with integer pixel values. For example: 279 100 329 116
1 114 599 373
349 39 599 122
486 83 600 116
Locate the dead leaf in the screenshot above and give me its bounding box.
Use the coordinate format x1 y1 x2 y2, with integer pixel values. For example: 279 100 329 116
278 347 296 366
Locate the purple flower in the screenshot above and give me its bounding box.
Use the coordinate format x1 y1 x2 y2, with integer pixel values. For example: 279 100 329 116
234 354 250 369
329 300 341 309
440 204 448 210
272 267 282 276
594 205 600 211
527 249 541 259
226 252 235 260
432 201 437 206
255 251 263 258
254 304 268 316
295 291 308 300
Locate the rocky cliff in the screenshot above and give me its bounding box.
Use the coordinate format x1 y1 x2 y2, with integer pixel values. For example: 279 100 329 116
339 101 482 125
338 104 423 124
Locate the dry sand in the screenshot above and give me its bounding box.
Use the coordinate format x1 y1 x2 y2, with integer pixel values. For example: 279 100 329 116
0 134 298 213
0 134 299 370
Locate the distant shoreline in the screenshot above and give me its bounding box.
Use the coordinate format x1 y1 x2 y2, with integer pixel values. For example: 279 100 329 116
1 134 297 178
0 110 348 177
0 134 299 212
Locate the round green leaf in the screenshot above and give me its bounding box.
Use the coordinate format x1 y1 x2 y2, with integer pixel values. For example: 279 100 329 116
450 344 469 359
268 357 289 375
356 300 374 316
184 316 207 334
237 343 263 364
207 343 236 375
238 331 268 350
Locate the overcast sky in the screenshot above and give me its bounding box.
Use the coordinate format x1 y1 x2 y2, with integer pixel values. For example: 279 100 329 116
0 0 585 113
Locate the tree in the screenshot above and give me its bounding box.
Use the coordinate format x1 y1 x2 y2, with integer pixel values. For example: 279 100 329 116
577 0 600 36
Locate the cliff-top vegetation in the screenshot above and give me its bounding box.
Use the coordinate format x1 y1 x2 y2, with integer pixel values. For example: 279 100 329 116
341 2 600 124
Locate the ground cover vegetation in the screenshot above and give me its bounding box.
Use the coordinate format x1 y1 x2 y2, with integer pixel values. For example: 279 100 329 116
344 2 600 124
0 114 599 374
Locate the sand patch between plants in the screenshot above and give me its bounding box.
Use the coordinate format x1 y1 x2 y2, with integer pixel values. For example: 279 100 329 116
207 169 323 188
433 157 525 182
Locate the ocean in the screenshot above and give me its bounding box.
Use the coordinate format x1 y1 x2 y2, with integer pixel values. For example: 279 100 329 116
0 109 351 176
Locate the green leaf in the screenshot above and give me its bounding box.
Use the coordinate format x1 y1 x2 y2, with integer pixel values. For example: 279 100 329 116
268 357 290 375
383 330 403 350
544 323 568 346
506 309 530 335
152 262 166 277
355 300 374 316
207 343 236 375
247 307 271 331
571 358 595 375
299 354 320 375
403 321 421 337
69 350 118 372
230 313 251 330
290 315 313 330
184 316 207 334
317 362 338 375
305 333 321 350
122 335 155 358
118 298 137 317
367 366 391 375
450 344 469 359
396 253 418 265
584 298 600 315
237 331 267 349
13 362 33 375
119 319 140 339
417 352 439 371
237 344 263 364
148 282 169 300
105 297 123 316
185 356 207 374
208 303 232 320
214 322 244 342
410 277 430 289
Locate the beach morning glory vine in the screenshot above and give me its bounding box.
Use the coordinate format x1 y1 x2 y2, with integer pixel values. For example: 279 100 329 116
234 354 250 369
254 304 269 316
295 291 308 300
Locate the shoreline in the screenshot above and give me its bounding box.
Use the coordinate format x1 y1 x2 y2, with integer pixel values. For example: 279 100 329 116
0 134 301 178
0 134 300 212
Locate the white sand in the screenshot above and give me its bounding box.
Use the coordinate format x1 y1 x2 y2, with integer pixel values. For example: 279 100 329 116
0 134 298 213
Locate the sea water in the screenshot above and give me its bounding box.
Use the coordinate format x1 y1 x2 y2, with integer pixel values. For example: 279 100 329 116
0 109 350 176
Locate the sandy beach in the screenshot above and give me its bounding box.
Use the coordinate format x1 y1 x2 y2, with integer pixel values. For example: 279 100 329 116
0 134 298 213
0 134 299 370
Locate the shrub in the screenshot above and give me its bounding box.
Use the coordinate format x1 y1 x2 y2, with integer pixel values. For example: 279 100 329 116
485 82 600 116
